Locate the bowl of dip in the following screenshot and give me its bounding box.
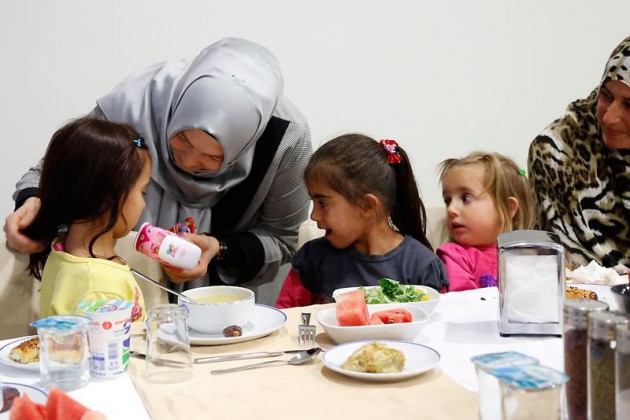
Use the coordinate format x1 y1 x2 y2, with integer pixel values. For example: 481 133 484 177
178 286 255 334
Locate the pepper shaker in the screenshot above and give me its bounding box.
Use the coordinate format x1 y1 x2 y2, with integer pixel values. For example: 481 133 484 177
563 299 608 420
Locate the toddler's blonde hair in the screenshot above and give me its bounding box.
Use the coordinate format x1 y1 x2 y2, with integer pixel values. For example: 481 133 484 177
438 151 533 232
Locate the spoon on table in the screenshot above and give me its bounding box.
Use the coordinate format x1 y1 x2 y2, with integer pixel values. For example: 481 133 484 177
210 347 322 375
130 268 194 303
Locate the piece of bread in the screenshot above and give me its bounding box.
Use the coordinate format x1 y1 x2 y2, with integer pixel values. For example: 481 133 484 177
566 286 598 300
8 337 40 364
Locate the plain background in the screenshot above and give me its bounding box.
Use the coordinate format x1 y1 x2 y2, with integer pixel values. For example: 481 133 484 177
1 0 630 222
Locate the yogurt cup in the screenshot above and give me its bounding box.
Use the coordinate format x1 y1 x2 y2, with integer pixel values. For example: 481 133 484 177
79 300 133 378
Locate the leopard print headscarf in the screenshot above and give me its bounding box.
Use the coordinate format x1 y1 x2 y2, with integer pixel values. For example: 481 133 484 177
527 36 630 274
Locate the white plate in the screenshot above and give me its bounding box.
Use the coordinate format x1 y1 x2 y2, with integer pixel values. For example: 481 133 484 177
317 305 428 344
0 336 39 373
0 382 47 419
568 283 618 311
332 285 441 315
322 340 440 382
189 304 287 346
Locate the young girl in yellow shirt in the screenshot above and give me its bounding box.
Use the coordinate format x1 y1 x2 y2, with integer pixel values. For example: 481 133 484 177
23 116 152 321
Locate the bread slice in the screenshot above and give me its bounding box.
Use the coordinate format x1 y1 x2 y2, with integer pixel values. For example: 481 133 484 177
8 337 40 364
566 286 598 300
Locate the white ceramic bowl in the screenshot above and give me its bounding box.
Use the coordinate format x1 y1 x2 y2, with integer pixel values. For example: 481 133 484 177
178 286 255 334
316 304 428 344
332 285 441 315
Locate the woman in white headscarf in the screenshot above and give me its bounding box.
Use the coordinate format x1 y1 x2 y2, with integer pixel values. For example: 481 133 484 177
528 36 630 274
6 38 312 299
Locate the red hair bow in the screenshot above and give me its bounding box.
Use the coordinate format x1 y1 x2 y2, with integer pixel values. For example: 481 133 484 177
380 139 403 165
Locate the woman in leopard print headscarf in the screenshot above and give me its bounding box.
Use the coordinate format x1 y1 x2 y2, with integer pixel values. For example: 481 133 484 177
528 36 630 274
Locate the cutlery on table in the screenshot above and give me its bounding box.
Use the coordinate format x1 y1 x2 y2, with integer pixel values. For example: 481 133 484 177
210 348 321 375
130 350 189 367
130 268 194 303
194 347 321 364
298 312 316 347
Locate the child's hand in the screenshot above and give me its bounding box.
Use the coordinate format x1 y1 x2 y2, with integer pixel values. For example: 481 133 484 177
161 233 219 283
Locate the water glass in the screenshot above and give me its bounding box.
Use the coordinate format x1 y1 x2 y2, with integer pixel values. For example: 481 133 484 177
491 365 568 420
31 315 91 391
471 351 539 420
146 304 193 383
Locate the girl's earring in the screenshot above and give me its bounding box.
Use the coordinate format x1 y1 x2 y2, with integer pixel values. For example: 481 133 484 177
388 216 399 232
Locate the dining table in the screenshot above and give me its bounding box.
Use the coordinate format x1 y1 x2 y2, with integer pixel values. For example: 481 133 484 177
0 287 565 419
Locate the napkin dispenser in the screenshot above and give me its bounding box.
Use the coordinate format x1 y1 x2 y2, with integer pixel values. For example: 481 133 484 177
498 230 565 336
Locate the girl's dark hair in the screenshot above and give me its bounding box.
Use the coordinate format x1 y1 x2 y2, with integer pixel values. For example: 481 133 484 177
24 116 149 279
305 133 431 250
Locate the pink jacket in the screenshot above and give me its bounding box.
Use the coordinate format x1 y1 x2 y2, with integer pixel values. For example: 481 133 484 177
436 243 498 292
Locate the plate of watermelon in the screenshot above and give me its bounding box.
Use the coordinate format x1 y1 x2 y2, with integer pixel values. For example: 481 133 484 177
316 290 429 344
332 279 441 316
6 386 97 419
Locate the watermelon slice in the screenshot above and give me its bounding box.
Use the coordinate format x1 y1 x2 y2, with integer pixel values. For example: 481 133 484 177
369 313 385 325
336 290 369 326
372 308 413 324
46 388 89 420
9 395 46 420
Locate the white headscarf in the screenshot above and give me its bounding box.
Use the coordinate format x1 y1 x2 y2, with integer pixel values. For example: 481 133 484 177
97 38 283 232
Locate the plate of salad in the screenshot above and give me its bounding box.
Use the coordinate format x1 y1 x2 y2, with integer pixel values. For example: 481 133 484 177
332 279 441 315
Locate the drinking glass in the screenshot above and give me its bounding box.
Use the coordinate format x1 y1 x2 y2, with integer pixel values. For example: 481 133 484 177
32 315 91 391
145 304 193 383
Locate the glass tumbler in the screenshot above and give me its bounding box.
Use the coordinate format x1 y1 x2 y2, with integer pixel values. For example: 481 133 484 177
491 365 568 420
31 315 91 391
471 351 539 420
146 304 193 383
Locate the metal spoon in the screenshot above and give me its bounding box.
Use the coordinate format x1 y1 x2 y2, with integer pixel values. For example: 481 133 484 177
210 347 321 375
130 268 194 303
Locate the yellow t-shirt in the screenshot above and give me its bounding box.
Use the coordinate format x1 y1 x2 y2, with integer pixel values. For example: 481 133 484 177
39 242 146 321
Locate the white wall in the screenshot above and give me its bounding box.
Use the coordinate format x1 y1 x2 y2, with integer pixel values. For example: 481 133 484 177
1 0 629 221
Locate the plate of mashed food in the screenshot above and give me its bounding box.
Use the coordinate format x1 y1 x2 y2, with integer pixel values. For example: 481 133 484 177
0 336 40 373
322 340 440 382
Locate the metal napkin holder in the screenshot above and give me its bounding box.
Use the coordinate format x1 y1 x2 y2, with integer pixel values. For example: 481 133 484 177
498 230 565 336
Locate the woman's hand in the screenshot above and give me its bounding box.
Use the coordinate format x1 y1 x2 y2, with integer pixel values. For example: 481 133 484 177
162 233 220 284
3 197 46 253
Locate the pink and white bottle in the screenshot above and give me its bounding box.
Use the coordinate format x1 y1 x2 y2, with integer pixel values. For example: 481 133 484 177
134 223 201 270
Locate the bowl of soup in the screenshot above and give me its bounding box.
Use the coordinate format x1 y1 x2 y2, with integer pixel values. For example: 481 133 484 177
178 286 255 334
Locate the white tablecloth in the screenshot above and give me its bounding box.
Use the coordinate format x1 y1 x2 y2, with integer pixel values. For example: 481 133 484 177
422 287 562 391
0 287 562 418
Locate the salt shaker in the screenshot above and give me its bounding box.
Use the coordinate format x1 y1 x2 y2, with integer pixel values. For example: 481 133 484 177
616 323 630 420
145 304 193 384
588 311 628 420
563 299 608 420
